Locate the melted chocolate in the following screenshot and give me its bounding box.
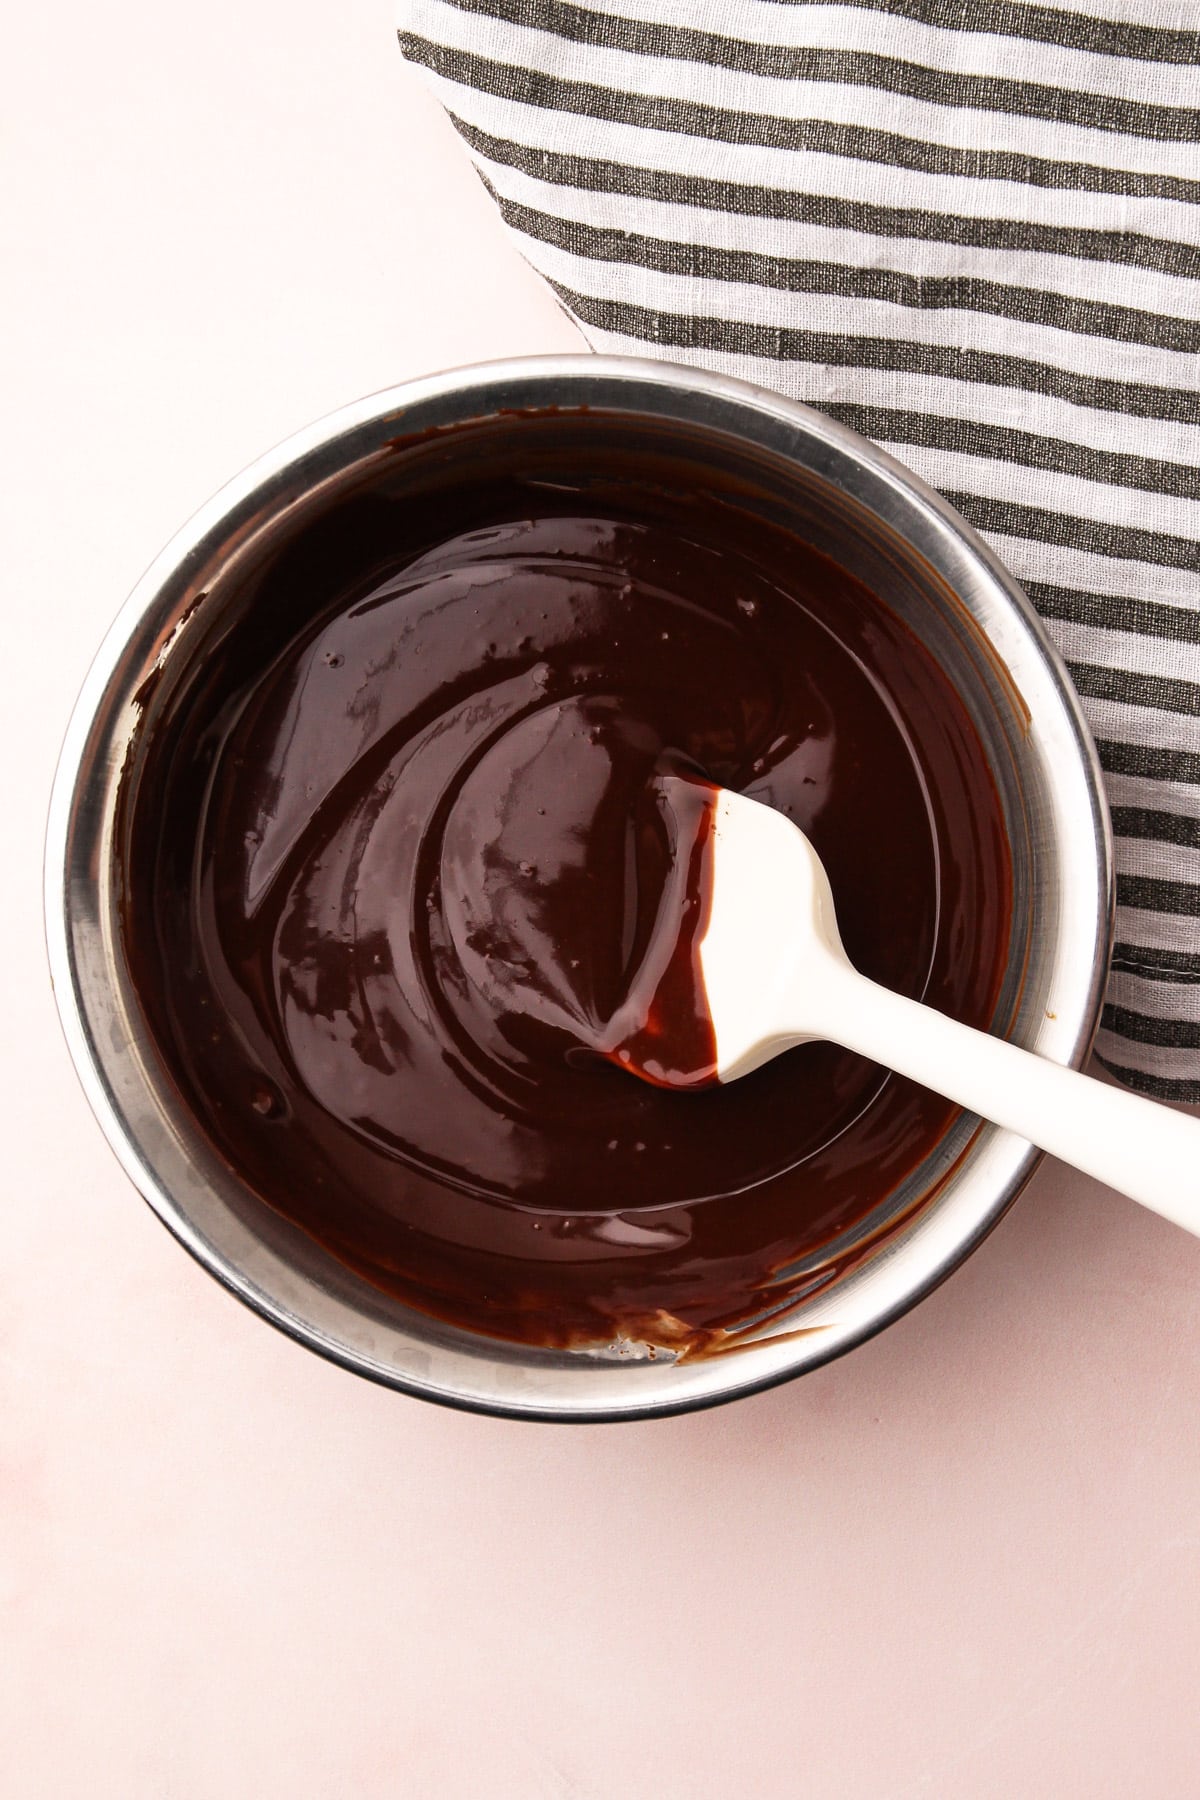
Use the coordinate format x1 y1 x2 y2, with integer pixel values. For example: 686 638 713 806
123 423 1012 1352
601 772 719 1092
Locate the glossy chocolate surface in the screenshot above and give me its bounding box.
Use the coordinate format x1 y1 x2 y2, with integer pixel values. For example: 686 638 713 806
123 424 1011 1351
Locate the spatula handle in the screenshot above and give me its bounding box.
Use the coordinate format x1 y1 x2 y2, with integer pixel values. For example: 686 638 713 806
815 963 1200 1234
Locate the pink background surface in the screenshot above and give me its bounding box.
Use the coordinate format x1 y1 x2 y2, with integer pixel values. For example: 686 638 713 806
6 3 1200 1793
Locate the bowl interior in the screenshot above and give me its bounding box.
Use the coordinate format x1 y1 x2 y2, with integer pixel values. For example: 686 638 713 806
49 360 1110 1418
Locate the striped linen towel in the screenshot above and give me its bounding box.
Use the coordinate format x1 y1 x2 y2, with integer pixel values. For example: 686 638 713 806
397 0 1200 1101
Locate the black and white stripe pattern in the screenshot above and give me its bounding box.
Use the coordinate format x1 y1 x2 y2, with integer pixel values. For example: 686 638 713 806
397 0 1200 1098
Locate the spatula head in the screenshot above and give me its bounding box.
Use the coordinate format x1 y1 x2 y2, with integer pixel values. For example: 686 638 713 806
701 789 846 1083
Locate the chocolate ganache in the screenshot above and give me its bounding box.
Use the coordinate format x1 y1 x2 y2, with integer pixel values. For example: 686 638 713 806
123 417 1012 1352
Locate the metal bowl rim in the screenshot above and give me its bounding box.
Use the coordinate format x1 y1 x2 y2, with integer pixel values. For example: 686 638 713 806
44 352 1114 1420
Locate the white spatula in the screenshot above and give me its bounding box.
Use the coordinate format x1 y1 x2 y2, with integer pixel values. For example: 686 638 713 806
645 787 1200 1236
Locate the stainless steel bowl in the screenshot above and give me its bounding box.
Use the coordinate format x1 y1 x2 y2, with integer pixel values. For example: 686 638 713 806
45 355 1112 1420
